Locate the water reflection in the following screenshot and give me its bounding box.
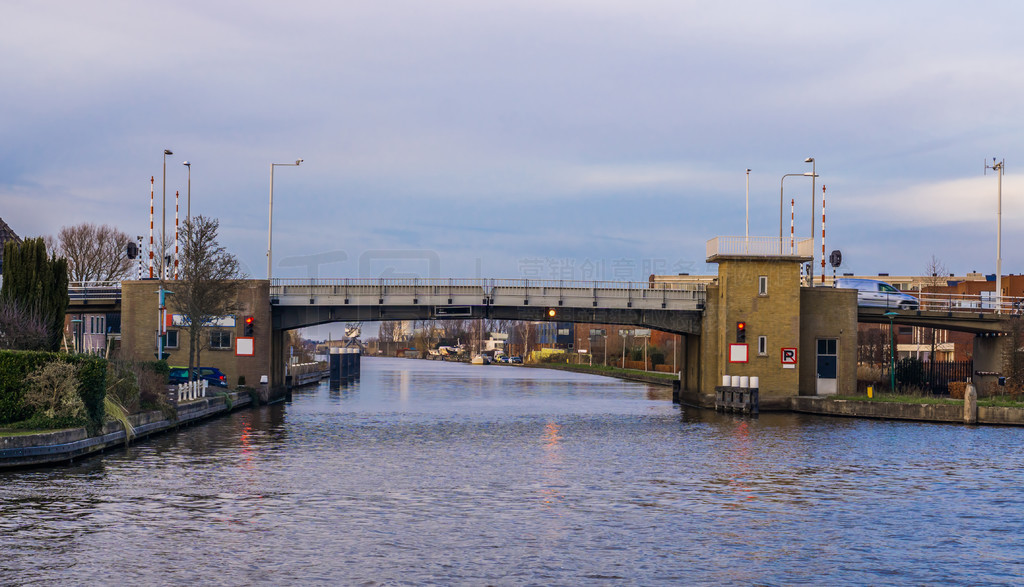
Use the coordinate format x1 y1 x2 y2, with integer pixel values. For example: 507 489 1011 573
1 357 1022 585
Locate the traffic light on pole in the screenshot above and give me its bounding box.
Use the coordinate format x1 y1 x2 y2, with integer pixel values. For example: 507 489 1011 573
244 316 254 337
736 321 746 343
547 308 556 318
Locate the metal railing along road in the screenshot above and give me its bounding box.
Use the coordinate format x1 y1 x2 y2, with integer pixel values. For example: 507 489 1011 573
68 281 123 301
707 236 814 259
916 292 1024 314
271 278 707 299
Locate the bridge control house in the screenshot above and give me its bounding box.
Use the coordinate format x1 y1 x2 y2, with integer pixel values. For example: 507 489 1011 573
120 280 274 390
693 237 857 408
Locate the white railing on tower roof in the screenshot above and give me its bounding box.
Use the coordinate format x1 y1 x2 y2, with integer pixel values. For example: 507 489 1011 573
706 237 814 260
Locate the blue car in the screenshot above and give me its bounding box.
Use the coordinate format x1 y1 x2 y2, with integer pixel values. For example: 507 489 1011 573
168 366 228 388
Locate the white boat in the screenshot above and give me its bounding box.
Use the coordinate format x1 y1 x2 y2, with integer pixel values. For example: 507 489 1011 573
470 355 488 365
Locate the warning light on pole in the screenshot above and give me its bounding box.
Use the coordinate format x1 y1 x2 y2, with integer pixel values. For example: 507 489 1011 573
547 308 556 318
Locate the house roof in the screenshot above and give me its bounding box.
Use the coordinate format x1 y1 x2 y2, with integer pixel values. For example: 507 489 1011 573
0 217 22 263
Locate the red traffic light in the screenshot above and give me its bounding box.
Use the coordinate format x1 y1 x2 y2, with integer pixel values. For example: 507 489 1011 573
245 316 254 325
737 322 745 331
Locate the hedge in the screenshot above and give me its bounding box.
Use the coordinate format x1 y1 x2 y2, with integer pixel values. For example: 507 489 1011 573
0 350 107 434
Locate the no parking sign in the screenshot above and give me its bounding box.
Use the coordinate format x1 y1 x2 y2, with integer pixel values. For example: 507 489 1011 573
781 348 798 368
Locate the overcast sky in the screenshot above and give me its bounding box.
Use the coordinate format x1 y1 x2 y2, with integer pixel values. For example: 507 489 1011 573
3 0 1023 284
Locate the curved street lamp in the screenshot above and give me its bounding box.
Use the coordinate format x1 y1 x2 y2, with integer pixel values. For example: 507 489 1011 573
267 159 304 280
161 149 173 279
885 310 899 393
183 161 192 223
778 171 818 254
805 157 816 282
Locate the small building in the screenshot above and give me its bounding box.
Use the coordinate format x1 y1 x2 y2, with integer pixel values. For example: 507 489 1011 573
119 280 273 388
700 237 858 407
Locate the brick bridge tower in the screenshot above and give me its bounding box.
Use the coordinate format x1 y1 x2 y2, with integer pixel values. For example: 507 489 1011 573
700 237 857 409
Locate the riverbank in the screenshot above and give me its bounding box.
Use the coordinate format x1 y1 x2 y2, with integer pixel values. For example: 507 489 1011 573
0 390 254 469
524 362 1024 426
519 362 678 387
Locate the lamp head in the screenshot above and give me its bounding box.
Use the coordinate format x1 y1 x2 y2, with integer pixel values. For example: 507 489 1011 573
183 161 190 167
804 157 814 163
164 149 173 156
296 159 303 165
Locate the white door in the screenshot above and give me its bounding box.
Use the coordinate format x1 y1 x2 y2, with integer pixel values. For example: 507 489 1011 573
816 338 838 395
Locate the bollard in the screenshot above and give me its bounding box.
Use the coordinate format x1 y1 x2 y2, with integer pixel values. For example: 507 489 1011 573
964 380 977 424
259 374 269 405
867 384 873 399
739 376 749 389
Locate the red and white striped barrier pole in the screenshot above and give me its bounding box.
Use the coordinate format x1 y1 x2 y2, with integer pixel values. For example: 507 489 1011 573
174 187 180 278
789 198 795 254
821 185 826 284
148 176 155 279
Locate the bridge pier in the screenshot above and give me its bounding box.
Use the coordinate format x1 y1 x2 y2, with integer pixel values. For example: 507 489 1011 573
972 333 1009 396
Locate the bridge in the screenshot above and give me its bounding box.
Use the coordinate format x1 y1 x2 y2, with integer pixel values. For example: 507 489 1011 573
80 265 1021 405
69 279 1017 335
269 278 706 334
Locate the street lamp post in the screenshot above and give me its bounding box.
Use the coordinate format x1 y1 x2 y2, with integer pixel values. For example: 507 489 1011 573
885 310 899 393
805 157 816 283
986 158 1005 312
183 161 192 223
162 149 173 279
745 169 751 240
267 159 304 280
779 171 818 254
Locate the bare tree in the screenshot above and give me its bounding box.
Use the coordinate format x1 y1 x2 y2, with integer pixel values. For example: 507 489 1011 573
51 223 134 283
922 255 949 365
171 216 243 378
0 299 48 350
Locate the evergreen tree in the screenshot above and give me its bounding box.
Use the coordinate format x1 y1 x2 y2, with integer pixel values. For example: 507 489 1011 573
1 238 69 351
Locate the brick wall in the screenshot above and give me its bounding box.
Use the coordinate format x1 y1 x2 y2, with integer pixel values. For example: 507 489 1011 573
121 280 272 387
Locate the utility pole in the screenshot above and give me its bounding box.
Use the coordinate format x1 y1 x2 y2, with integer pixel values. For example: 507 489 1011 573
985 158 1005 312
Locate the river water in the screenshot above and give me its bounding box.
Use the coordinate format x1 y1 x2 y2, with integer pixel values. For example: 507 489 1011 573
2 357 1023 585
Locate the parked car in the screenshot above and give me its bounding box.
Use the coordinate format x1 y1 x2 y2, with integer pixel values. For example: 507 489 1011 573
509 356 523 364
833 278 919 310
195 367 229 387
167 366 191 385
167 366 229 387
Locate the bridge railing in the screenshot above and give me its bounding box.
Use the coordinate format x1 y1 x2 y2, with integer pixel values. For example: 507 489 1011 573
270 278 706 300
917 292 1024 314
68 281 123 301
707 236 814 259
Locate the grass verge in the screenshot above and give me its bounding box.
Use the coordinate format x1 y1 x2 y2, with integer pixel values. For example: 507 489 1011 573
531 362 679 381
832 394 1024 408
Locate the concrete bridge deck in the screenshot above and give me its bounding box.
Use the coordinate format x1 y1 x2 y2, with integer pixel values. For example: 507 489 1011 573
269 278 707 334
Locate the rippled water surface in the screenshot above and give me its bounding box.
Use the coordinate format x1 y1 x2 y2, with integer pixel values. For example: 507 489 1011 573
3 358 1024 585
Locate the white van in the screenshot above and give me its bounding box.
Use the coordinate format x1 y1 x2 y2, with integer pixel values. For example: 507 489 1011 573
833 278 919 310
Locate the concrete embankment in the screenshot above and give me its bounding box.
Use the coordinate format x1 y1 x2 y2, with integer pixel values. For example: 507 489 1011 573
519 363 677 387
526 363 1024 426
791 396 1024 426
0 391 254 469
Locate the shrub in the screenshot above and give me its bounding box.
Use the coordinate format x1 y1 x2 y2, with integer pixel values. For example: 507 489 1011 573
949 381 967 399
22 361 86 427
0 349 58 424
135 362 170 412
72 355 107 434
0 350 106 432
106 360 142 414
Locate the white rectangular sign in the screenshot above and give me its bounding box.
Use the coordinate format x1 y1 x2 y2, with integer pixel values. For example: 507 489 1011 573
236 336 255 357
729 344 748 363
171 314 238 328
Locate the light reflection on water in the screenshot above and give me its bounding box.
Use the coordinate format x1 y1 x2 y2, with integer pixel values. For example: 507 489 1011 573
2 357 1023 585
